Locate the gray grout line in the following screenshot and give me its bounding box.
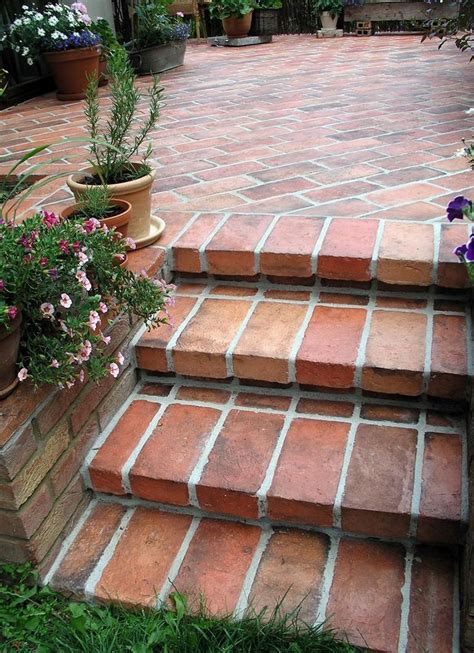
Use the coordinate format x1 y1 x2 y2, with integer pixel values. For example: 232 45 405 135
164 285 213 371
84 508 135 602
233 528 272 618
310 216 333 274
313 536 339 626
288 280 322 383
397 547 414 653
165 212 202 270
256 395 300 520
453 561 461 653
432 221 441 286
187 390 238 508
253 215 282 272
225 290 264 377
332 402 361 530
198 213 231 273
121 385 180 494
370 219 385 279
421 289 435 395
353 283 377 389
408 411 427 539
156 516 201 607
43 499 97 587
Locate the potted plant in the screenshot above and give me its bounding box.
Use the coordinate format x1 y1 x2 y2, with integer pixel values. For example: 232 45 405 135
209 0 256 38
0 209 174 396
60 186 131 239
129 2 190 75
312 0 344 30
2 2 101 101
90 17 121 86
66 46 164 249
249 0 281 36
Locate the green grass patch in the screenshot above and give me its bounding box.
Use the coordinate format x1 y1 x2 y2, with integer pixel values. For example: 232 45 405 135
0 563 360 652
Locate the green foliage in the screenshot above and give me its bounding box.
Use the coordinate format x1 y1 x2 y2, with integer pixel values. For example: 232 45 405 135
256 0 282 9
0 564 359 652
422 0 474 60
84 46 162 184
311 0 344 17
209 0 257 21
133 1 191 49
74 185 112 220
90 17 120 56
0 69 7 98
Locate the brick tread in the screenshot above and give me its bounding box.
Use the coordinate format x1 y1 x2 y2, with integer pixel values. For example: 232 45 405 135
50 502 459 653
85 379 466 545
136 282 470 401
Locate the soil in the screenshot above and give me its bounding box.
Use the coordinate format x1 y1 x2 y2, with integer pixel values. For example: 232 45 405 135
68 204 125 220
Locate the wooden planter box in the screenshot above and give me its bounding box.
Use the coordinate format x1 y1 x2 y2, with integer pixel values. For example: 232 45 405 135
344 0 460 23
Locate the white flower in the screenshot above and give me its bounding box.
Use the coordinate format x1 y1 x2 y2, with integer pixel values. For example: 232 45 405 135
14 45 20 53
48 16 58 26
14 19 22 26
455 147 467 158
22 47 29 56
22 4 28 9
23 17 31 24
109 363 119 378
38 28 45 36
26 57 33 66
18 368 28 382
465 108 474 116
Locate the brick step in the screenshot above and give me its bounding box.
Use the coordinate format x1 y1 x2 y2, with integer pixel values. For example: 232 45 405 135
48 500 459 652
168 215 469 289
136 281 470 400
84 378 466 545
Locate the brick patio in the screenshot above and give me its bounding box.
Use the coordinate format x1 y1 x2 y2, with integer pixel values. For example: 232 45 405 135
1 34 473 652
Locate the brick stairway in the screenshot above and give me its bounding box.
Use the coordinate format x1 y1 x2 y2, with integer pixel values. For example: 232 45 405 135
46 237 470 652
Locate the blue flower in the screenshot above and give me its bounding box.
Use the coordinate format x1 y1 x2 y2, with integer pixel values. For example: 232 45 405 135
447 196 472 222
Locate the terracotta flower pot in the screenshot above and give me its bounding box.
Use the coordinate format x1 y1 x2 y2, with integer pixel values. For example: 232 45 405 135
320 11 338 29
44 46 100 101
0 312 22 400
60 198 131 238
222 12 253 39
67 164 164 249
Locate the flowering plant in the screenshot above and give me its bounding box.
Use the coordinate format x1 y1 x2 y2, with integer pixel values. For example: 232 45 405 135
134 2 190 49
2 2 100 65
447 196 474 283
0 210 174 388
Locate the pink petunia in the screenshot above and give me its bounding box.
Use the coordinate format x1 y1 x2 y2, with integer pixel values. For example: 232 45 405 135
109 362 119 378
17 368 28 382
88 310 100 331
125 237 136 250
77 251 88 266
99 302 108 314
117 351 124 365
50 359 60 368
7 306 17 320
79 369 85 383
60 293 72 309
40 302 54 318
76 270 92 291
42 211 59 229
101 333 111 345
83 218 100 234
77 339 92 362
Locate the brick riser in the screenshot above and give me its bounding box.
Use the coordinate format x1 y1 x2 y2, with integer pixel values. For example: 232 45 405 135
84 378 466 547
136 281 470 401
47 500 459 653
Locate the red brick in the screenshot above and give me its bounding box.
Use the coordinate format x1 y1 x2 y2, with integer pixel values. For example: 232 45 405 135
317 219 378 282
89 400 159 495
127 245 165 277
326 538 405 651
171 518 260 615
249 529 329 622
97 366 137 430
428 314 468 399
0 425 37 482
205 214 274 276
233 302 308 384
235 392 292 411
418 433 462 544
172 214 223 273
296 306 366 389
437 224 469 288
267 418 349 527
52 503 124 596
360 403 419 424
296 398 354 418
0 483 53 539
377 223 434 286
175 386 231 404
70 374 115 435
259 216 323 277
50 417 99 497
173 298 252 378
96 508 192 607
342 424 417 538
136 295 197 372
362 310 427 396
0 383 48 448
197 410 284 519
130 405 221 505
407 546 455 652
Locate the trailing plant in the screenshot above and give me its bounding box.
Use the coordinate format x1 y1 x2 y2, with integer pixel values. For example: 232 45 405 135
84 46 163 184
209 0 257 20
0 209 174 388
91 17 121 57
311 0 344 17
1 2 100 66
134 1 190 49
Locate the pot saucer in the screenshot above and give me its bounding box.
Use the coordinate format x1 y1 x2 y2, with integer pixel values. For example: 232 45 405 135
134 215 165 249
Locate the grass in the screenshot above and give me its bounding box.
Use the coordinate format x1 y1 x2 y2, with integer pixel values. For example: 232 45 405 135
0 564 360 653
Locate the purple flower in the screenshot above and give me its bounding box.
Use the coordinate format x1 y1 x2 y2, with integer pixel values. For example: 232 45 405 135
48 268 59 279
447 196 472 222
454 233 474 263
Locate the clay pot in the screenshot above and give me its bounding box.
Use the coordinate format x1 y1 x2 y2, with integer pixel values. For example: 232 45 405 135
320 11 338 29
0 312 22 400
44 46 100 101
60 198 131 238
222 12 253 38
113 253 128 269
67 164 164 249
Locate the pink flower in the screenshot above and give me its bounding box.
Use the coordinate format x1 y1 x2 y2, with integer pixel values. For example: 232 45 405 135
83 218 100 234
88 310 100 331
66 380 75 389
42 211 59 229
177 11 184 17
101 333 111 345
109 362 119 378
99 301 108 314
59 320 73 337
77 339 92 362
0 280 4 291
72 241 80 253
71 2 88 13
59 239 70 255
77 251 88 266
79 369 85 383
81 13 92 25
39 257 48 267
125 237 136 250
117 351 124 365
40 303 55 318
76 270 91 291
7 306 17 320
17 368 28 382
50 359 60 368
60 293 72 309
